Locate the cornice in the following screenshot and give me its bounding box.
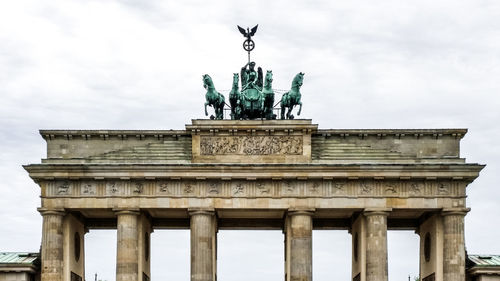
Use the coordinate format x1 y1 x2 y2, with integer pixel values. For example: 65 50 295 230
38 128 468 140
314 128 467 139
39 129 188 141
23 163 485 182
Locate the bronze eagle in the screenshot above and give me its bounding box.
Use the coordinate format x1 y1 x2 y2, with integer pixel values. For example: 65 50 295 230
237 25 258 39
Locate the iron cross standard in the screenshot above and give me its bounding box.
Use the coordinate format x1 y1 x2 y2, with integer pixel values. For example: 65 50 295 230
237 24 258 63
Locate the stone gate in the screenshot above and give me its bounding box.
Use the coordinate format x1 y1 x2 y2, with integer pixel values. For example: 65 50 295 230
24 119 484 281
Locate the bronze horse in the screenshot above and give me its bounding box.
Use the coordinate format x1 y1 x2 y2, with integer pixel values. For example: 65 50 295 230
203 74 225 120
280 72 304 120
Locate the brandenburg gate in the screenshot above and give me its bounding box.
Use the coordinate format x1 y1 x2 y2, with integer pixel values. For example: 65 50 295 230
24 119 484 281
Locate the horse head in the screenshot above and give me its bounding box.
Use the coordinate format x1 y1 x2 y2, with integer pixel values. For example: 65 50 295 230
232 73 239 87
203 74 213 89
291 72 304 89
265 70 273 87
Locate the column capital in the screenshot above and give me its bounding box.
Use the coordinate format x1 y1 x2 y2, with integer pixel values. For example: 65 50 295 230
287 208 315 216
441 208 470 216
188 208 215 216
37 207 65 216
113 208 140 216
363 208 392 216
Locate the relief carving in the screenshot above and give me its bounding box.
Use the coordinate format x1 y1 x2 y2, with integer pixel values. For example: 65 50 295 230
200 136 303 155
283 181 297 195
232 183 245 195
183 182 195 194
46 179 460 199
409 182 422 195
57 181 70 195
438 182 450 195
106 181 121 195
385 183 397 194
332 181 346 194
133 182 144 194
360 181 373 194
81 182 96 195
158 182 171 194
256 182 270 195
208 182 221 194
309 182 320 194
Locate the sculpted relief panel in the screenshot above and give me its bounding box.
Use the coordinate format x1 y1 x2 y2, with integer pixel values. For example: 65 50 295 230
200 136 303 155
44 179 465 199
81 182 96 195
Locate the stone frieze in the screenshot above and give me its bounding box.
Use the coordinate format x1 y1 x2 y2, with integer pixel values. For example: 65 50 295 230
45 179 465 198
199 136 303 155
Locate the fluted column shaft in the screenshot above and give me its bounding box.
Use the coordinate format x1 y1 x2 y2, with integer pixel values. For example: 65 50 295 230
442 208 468 281
116 210 140 281
365 209 390 281
190 210 215 281
289 210 314 281
39 209 65 281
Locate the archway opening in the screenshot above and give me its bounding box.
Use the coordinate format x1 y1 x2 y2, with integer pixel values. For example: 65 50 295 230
218 230 284 281
388 230 419 281
313 230 351 281
151 229 190 281
85 229 116 281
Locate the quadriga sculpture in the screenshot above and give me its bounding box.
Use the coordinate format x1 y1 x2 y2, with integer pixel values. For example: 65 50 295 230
203 74 225 120
280 72 304 120
201 65 304 120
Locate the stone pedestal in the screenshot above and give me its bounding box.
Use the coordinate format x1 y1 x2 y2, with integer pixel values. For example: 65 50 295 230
364 209 390 281
189 209 216 281
39 208 65 281
287 210 314 281
442 208 469 281
116 210 140 281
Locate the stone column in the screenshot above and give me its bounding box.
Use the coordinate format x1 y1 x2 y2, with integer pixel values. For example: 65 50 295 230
364 208 390 281
288 209 314 281
442 208 469 281
115 210 140 281
189 209 216 281
39 208 65 281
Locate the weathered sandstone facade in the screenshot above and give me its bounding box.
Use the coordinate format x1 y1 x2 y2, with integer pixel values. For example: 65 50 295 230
24 119 484 281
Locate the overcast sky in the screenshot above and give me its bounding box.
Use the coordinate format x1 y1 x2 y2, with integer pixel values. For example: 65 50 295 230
1 1 499 281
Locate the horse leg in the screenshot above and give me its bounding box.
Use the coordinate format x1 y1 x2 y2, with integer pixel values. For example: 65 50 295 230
229 100 235 119
265 97 272 119
217 103 223 119
217 94 225 119
220 102 225 119
204 102 209 116
280 105 286 119
297 102 302 116
287 105 294 119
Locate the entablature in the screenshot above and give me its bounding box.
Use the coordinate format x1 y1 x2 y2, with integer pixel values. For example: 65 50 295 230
24 163 484 183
